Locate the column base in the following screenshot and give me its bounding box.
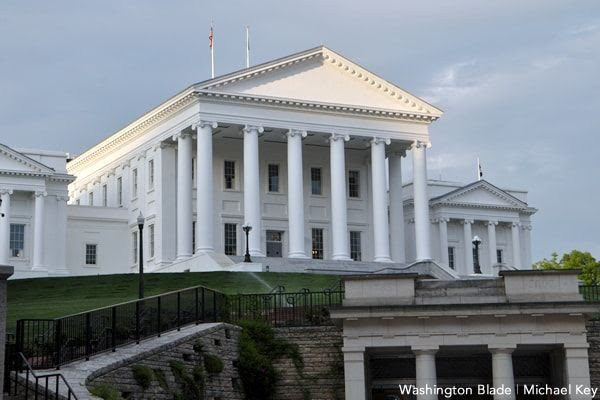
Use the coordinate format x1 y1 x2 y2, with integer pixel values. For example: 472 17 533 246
288 252 310 259
195 248 214 254
249 250 265 257
332 254 352 261
175 254 192 261
31 266 48 272
373 256 393 263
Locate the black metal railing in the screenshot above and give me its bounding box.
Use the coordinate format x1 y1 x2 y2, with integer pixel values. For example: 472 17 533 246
7 352 77 399
580 285 600 301
15 285 227 369
227 287 345 327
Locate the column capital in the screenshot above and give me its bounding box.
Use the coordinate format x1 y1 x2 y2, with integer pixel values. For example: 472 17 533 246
34 191 47 198
0 189 13 196
192 120 218 130
121 160 131 170
463 219 474 225
413 345 439 354
388 149 407 158
488 345 517 354
106 168 116 177
287 128 307 138
370 137 391 146
520 224 532 231
411 140 431 150
330 133 350 142
243 124 264 134
159 141 176 150
437 217 449 223
511 222 521 228
172 131 195 141
56 195 69 203
487 220 498 226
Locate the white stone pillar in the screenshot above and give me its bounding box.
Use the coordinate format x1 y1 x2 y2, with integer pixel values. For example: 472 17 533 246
388 152 406 263
330 133 351 260
243 125 264 257
193 121 217 253
0 189 12 265
32 191 47 270
412 141 431 261
174 132 194 260
414 347 438 400
342 347 366 400
371 137 392 262
563 345 593 400
490 347 516 400
106 170 117 207
287 129 308 258
463 219 474 275
54 196 69 275
438 218 449 266
487 221 498 274
511 222 521 269
521 224 532 268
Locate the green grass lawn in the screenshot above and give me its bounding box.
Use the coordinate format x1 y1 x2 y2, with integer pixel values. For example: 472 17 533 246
6 272 340 333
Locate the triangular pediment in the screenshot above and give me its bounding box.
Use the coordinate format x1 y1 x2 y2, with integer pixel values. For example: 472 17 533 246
197 46 442 117
0 144 54 175
431 180 528 209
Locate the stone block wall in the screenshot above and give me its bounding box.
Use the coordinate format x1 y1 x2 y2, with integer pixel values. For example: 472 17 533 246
587 319 600 389
89 324 243 400
273 326 345 400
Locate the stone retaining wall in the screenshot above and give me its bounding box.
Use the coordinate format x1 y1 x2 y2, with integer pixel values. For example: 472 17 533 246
587 319 600 390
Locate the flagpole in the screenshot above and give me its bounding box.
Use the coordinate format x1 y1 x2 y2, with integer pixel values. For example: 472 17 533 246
477 157 481 181
246 25 250 68
210 23 215 78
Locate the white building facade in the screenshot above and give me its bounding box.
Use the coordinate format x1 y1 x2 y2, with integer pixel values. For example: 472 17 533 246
1 46 536 278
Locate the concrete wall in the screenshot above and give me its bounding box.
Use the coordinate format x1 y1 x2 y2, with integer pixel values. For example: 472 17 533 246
586 319 600 390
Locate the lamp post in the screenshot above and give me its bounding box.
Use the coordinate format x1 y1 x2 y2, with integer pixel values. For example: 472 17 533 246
242 224 252 263
472 235 482 274
137 212 145 299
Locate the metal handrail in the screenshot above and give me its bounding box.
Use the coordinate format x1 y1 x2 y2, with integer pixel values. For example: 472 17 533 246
11 352 77 399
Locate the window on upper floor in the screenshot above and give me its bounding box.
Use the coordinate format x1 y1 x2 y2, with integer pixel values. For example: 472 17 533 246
310 167 322 195
89 192 94 206
132 168 138 198
148 159 154 190
348 170 360 198
496 249 504 264
10 224 25 258
117 177 123 206
268 164 280 192
448 247 455 270
224 160 236 190
102 184 107 207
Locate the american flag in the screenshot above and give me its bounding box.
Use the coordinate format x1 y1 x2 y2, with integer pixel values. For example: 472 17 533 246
209 26 214 49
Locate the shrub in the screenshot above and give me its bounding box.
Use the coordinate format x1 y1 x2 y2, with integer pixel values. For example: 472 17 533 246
153 368 169 392
131 364 153 390
203 354 224 374
89 383 124 400
169 360 203 400
193 366 205 383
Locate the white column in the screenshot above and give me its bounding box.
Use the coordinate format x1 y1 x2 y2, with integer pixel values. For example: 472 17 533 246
438 218 449 266
521 224 532 268
32 191 47 270
388 152 406 263
563 345 593 400
106 170 117 207
287 129 308 258
330 133 351 260
490 347 516 400
243 125 264 257
463 219 474 275
511 222 521 269
193 121 217 253
342 347 366 400
54 196 69 275
371 137 392 262
121 161 131 207
174 132 194 260
412 141 431 261
414 347 438 400
487 221 498 274
0 189 12 265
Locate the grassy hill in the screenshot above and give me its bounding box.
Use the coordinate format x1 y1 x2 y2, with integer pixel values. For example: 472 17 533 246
6 271 340 333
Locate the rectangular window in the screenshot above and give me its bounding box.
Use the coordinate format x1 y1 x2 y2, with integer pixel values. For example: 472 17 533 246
496 249 503 264
350 231 362 261
192 221 196 255
9 224 25 258
348 170 360 198
268 164 280 192
85 244 97 265
132 232 138 264
149 224 155 258
76 199 80 205
448 247 455 270
117 177 123 206
311 228 324 260
310 167 322 195
132 168 138 198
102 184 107 207
224 223 237 256
224 160 235 190
89 192 94 206
148 159 154 190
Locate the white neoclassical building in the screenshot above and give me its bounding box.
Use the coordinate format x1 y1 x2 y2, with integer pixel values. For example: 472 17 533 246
0 46 536 279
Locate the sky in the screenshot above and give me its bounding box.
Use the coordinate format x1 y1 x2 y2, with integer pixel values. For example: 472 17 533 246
1 0 599 262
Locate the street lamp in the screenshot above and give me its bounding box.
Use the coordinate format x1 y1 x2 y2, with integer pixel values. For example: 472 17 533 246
472 235 482 274
242 224 252 263
137 212 145 299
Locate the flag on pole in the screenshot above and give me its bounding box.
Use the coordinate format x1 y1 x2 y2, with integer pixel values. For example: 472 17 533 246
246 25 250 68
209 23 215 78
477 157 483 181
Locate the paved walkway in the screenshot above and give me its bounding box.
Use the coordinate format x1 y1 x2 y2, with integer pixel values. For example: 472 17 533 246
30 322 222 399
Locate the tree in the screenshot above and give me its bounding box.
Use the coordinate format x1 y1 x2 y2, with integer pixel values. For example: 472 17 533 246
534 250 600 285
